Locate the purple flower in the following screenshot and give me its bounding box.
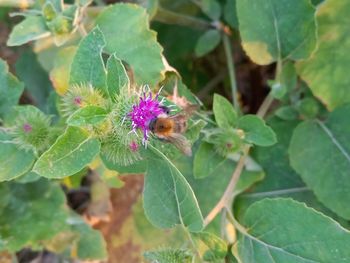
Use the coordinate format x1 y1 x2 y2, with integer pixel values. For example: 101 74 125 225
129 141 139 152
23 123 32 133
128 91 165 144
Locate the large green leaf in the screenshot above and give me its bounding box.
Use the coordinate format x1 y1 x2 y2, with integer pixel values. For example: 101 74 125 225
0 58 24 118
234 118 348 226
7 16 50 46
297 0 350 110
289 104 350 220
33 127 100 178
0 179 68 252
143 146 204 232
237 198 350 262
96 3 165 86
236 0 317 65
69 27 107 93
0 133 36 182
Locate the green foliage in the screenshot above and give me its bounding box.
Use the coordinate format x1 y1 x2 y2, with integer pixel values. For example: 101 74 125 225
195 29 221 57
297 0 350 110
144 248 193 263
0 179 68 252
2 0 350 261
0 132 36 182
237 198 350 262
193 232 227 261
143 146 203 232
0 59 24 119
96 3 165 86
69 27 107 94
33 127 101 178
236 0 317 65
289 104 350 220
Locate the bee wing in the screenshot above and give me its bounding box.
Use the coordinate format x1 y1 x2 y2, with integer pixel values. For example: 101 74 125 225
167 133 192 156
168 104 199 133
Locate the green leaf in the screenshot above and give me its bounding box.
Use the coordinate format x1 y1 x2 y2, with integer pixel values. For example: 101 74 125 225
15 50 52 112
201 0 221 21
67 106 107 127
7 16 50 46
236 0 317 65
224 0 238 29
72 216 107 260
238 115 277 146
15 171 41 184
275 106 299 121
213 94 237 128
143 146 203 232
50 46 77 96
195 29 221 57
96 3 165 86
297 0 350 110
0 133 36 182
237 198 350 262
144 248 192 263
289 104 350 219
69 27 107 93
0 58 24 118
234 118 349 227
0 179 68 252
193 232 227 261
101 153 147 174
106 54 130 99
33 127 101 178
193 142 225 179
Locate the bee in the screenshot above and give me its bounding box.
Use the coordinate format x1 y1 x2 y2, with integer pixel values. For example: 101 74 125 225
149 105 198 156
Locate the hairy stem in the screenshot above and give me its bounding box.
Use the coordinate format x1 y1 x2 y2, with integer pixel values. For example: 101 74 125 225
223 34 239 111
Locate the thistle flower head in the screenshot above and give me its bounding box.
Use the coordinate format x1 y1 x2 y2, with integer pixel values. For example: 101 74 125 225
128 90 165 143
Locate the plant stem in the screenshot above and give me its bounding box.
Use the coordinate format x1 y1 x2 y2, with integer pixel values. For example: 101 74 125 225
153 7 213 30
223 34 239 111
203 147 249 227
203 89 275 228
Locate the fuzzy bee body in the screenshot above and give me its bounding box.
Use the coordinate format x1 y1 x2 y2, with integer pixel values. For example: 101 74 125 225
148 105 197 156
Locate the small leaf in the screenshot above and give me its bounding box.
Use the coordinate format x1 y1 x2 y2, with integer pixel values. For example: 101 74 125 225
238 115 277 146
275 106 299 120
69 27 107 93
143 145 203 232
106 54 130 99
201 0 221 21
33 127 100 178
236 0 317 65
96 3 165 86
67 106 107 127
289 104 350 219
193 142 225 179
0 133 36 182
193 232 227 261
195 29 221 57
213 94 237 128
237 198 350 262
7 16 50 46
0 58 24 118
